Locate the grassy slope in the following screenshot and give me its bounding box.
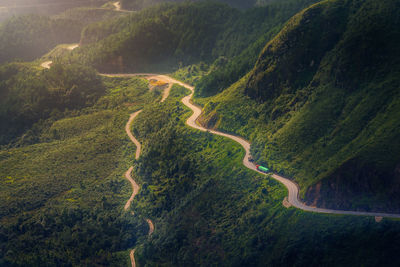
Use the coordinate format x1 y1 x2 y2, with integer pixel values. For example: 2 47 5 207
0 76 159 265
117 85 400 267
196 0 400 212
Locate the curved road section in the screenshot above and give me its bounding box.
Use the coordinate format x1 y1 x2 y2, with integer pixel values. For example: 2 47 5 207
111 73 174 267
151 75 400 219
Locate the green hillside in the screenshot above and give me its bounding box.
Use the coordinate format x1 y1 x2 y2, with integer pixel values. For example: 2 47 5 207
70 0 320 72
197 0 400 212
0 7 124 64
0 70 161 265
0 0 109 22
120 0 258 10
0 62 106 145
123 84 400 266
1 0 400 265
0 15 81 64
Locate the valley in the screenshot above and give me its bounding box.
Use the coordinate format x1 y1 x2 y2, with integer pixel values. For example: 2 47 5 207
1 0 400 266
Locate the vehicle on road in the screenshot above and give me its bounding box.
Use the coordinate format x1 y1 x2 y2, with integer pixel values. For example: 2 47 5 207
256 164 269 173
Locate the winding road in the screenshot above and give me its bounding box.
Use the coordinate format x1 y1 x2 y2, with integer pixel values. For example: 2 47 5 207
112 73 175 267
40 61 52 69
140 75 400 219
42 54 400 264
98 72 400 219
40 44 78 69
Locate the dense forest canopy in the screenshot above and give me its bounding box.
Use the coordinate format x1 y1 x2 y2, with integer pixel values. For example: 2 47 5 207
0 6 124 64
1 0 400 266
0 62 104 145
70 0 320 74
0 0 109 22
120 0 258 10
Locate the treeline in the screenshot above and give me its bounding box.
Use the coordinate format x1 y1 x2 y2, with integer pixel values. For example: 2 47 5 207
70 0 320 76
0 62 105 145
120 0 257 10
195 0 321 96
0 15 81 63
73 2 239 72
0 6 125 64
0 0 108 22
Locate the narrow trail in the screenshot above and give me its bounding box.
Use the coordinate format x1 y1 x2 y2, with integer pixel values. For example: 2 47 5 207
40 44 78 69
145 74 400 219
116 73 175 267
40 61 52 69
112 1 133 13
129 249 136 267
113 1 121 11
41 47 400 259
67 44 79 51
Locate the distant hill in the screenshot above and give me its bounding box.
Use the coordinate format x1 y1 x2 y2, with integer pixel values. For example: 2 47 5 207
70 0 320 72
120 0 258 10
0 8 124 65
0 0 108 22
2 0 400 266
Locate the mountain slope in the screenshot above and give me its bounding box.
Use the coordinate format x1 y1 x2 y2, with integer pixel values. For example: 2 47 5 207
0 74 157 265
69 0 320 73
0 7 124 64
0 0 108 22
198 0 400 212
120 0 258 10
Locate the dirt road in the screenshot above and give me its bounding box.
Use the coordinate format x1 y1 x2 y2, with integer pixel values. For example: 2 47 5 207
41 61 52 69
113 1 121 11
40 44 78 69
67 44 79 50
148 74 400 219
119 75 177 267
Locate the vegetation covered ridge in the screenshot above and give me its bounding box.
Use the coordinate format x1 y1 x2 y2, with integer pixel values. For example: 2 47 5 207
197 0 400 213
119 73 400 218
105 72 176 266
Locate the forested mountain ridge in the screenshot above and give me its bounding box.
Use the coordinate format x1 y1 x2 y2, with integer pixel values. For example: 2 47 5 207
0 7 124 65
70 0 321 73
0 0 109 22
0 15 81 64
1 0 400 266
120 0 258 10
0 72 158 265
0 62 105 145
198 0 400 212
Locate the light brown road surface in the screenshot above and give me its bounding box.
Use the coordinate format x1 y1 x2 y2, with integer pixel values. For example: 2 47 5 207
130 249 136 267
40 44 78 69
119 77 168 267
111 1 133 13
113 1 121 11
124 167 140 211
67 44 79 50
41 61 52 69
101 73 174 103
146 219 155 235
149 74 400 219
126 110 143 160
124 108 154 267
